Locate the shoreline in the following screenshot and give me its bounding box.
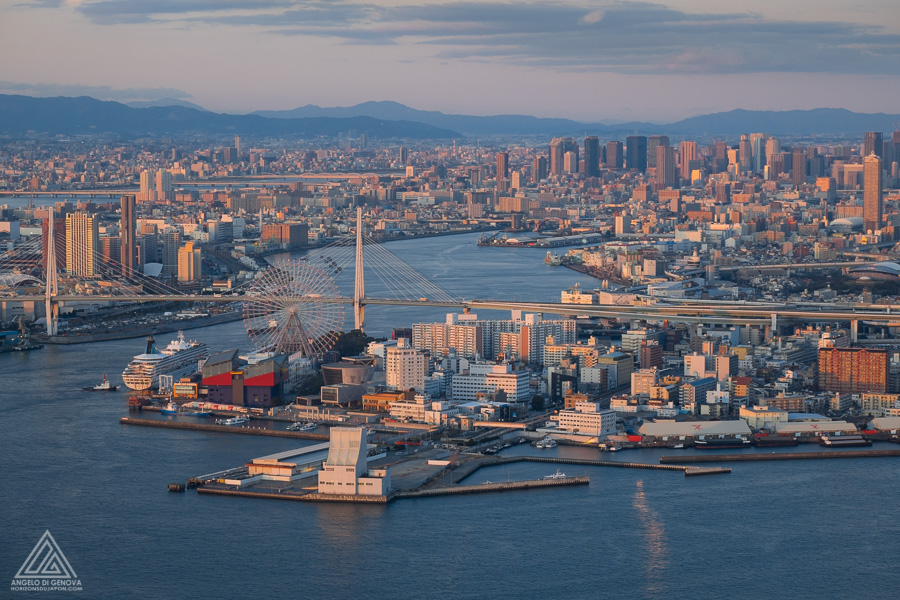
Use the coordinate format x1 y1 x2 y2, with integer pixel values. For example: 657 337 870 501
33 311 244 345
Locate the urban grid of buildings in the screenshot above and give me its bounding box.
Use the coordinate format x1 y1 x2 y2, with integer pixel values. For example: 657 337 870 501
3 127 900 446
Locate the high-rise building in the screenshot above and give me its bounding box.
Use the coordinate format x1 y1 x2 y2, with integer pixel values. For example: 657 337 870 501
549 138 578 176
399 146 409 165
177 241 202 282
496 151 509 191
864 152 884 232
626 136 647 172
161 230 181 277
563 150 578 174
605 141 623 170
583 136 600 177
386 338 426 392
234 135 241 158
647 135 669 169
65 212 99 277
496 151 509 180
655 145 676 188
42 217 66 273
864 132 883 161
792 150 807 186
750 133 766 173
739 134 752 170
679 141 697 181
155 170 173 202
100 236 121 276
818 347 888 394
120 195 135 278
532 156 548 182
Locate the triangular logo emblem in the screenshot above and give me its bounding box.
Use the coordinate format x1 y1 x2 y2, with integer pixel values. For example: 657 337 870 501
14 530 77 579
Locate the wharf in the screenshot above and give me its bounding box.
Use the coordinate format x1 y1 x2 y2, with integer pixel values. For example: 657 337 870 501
450 455 730 483
120 417 328 440
659 449 900 463
396 476 589 499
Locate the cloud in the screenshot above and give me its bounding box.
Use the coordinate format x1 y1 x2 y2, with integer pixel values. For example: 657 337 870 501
64 1 900 76
0 82 193 102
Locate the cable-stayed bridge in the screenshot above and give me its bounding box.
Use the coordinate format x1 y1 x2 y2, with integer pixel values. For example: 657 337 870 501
2 209 899 351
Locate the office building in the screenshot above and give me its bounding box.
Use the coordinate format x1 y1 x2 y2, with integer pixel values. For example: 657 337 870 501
583 136 600 177
647 135 669 169
532 155 548 183
626 136 647 172
679 141 697 181
605 141 623 169
864 153 884 232
549 137 578 176
656 145 676 188
864 131 883 161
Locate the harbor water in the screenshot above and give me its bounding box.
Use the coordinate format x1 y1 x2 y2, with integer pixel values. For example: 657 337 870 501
2 233 899 599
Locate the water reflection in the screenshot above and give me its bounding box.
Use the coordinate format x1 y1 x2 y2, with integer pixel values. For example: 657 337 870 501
633 479 669 595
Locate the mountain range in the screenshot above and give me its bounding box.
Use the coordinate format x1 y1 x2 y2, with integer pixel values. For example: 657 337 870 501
257 101 900 137
0 95 460 139
2 94 899 139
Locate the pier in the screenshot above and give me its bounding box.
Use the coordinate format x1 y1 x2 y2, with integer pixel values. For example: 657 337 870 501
659 449 900 463
396 476 590 498
450 455 731 483
120 417 328 440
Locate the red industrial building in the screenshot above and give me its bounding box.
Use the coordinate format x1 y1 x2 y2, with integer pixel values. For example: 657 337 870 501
202 349 290 408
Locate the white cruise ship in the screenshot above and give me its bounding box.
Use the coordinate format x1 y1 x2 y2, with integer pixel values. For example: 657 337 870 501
122 332 210 391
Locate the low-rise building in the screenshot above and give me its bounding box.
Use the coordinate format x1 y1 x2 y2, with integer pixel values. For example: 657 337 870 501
557 401 617 437
317 427 390 496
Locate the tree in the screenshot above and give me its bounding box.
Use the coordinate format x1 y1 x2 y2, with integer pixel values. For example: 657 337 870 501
531 395 545 411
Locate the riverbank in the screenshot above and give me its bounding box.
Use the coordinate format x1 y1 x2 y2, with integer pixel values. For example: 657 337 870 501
33 310 244 344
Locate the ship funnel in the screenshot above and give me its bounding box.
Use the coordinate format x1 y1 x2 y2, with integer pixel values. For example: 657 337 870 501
146 335 156 354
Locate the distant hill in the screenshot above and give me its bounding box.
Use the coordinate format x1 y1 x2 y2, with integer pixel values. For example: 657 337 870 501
0 95 461 139
255 100 593 136
651 108 900 137
257 101 900 137
126 98 210 111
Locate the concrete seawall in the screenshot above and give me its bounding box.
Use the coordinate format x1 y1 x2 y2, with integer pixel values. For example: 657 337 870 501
120 417 328 440
659 449 900 463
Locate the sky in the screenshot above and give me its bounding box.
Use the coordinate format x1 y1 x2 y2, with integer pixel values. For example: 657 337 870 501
2 0 900 122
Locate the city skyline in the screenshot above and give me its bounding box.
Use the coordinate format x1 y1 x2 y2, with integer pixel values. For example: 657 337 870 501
2 0 900 122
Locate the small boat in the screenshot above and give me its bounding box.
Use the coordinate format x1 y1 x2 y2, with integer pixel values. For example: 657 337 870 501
820 435 871 448
287 422 317 432
83 374 120 392
160 400 179 415
543 437 557 448
216 416 249 426
543 469 567 480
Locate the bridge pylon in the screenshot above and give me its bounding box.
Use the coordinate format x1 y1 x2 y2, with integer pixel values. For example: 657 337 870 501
353 206 365 332
44 216 59 336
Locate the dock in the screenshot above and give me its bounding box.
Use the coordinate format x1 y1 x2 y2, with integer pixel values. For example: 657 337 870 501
659 449 900 463
396 476 590 498
450 455 730 482
120 417 328 440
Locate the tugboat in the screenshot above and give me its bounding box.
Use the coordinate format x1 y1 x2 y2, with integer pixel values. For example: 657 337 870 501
83 374 120 392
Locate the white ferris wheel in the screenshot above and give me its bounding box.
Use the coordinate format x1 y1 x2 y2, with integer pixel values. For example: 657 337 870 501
242 260 344 358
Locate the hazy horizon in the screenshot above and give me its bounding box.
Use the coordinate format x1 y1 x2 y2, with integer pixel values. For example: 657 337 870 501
2 0 899 122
